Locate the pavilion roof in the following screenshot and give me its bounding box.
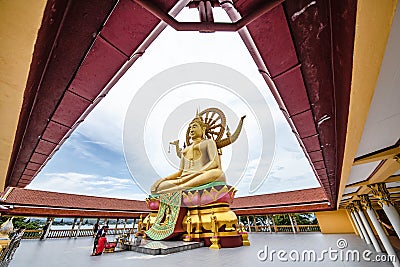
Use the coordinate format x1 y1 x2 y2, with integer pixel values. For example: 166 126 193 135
0 187 149 218
0 187 329 218
231 187 330 215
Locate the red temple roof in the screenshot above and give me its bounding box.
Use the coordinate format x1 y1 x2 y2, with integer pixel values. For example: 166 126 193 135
231 187 330 215
0 187 329 218
0 187 149 218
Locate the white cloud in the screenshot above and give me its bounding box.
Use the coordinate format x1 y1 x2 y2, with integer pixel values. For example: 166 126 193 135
28 172 146 200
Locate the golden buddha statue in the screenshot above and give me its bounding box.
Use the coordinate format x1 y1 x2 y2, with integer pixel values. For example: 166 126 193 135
145 108 247 245
150 108 245 194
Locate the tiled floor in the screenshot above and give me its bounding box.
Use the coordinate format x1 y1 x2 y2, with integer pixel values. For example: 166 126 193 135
10 233 399 266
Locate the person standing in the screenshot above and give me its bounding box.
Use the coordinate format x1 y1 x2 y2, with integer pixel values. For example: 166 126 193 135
92 225 108 255
93 222 99 238
92 233 107 256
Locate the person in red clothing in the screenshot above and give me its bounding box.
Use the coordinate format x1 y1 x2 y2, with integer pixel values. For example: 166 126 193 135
92 233 107 256
92 225 108 255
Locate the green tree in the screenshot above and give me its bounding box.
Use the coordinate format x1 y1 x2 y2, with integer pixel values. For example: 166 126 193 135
0 216 41 230
295 213 317 225
274 214 291 225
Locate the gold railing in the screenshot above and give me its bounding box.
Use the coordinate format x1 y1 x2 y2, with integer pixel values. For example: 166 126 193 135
23 224 319 239
22 227 135 239
23 230 42 239
298 225 320 232
276 225 294 232
246 225 320 233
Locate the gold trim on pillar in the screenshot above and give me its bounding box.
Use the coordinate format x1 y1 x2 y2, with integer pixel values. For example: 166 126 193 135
359 194 372 210
353 200 362 211
346 204 355 213
351 202 359 212
368 183 392 207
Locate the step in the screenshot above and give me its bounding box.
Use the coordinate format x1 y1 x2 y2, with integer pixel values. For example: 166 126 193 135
125 240 204 255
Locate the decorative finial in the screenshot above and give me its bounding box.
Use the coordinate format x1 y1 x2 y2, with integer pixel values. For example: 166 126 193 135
195 109 202 121
0 217 14 239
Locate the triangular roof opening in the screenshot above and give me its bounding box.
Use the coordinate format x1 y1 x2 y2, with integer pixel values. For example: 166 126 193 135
27 6 320 199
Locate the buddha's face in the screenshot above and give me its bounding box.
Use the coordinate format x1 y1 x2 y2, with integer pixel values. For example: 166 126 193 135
189 121 204 139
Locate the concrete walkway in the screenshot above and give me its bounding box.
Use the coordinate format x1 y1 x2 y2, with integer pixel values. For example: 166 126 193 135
10 233 398 266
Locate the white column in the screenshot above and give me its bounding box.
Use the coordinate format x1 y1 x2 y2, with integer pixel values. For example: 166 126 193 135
369 183 400 238
42 217 54 240
353 209 371 244
382 204 400 238
271 215 277 233
354 201 382 252
367 209 399 266
246 216 251 232
360 194 399 267
123 218 128 231
349 211 364 239
74 218 83 238
288 214 296 233
293 215 300 232
265 215 271 233
69 218 77 238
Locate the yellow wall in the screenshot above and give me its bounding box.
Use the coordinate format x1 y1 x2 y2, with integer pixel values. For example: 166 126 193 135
0 1 46 190
315 209 356 234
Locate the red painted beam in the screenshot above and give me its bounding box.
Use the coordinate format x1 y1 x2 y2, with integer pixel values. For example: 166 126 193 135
6 0 119 188
232 0 356 207
6 0 180 189
234 0 334 202
283 0 356 205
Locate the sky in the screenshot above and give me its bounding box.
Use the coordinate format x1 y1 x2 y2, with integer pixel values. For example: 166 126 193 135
27 7 320 200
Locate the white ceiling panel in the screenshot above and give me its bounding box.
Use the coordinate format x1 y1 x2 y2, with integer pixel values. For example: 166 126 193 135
341 196 352 202
347 161 380 185
387 182 400 188
356 6 400 157
343 187 359 195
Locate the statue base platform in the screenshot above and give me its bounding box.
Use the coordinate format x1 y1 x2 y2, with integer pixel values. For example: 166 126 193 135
181 203 248 248
142 183 250 248
126 240 204 255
